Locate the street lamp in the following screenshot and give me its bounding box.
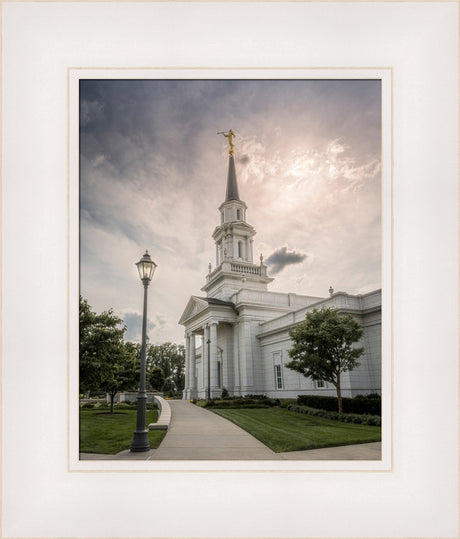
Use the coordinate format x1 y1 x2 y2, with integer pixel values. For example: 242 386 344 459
206 338 211 402
131 250 157 452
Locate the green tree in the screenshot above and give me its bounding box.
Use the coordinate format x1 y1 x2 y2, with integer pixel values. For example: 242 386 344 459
148 366 166 391
286 308 364 413
100 342 138 413
79 297 138 412
146 342 185 395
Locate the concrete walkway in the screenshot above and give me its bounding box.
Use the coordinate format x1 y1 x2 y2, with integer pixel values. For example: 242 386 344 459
80 400 381 461
150 400 276 460
149 400 381 461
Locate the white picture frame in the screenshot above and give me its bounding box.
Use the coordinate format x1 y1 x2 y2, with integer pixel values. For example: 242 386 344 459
2 1 458 538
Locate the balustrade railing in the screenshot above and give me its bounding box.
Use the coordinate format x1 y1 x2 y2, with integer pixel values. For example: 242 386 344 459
230 263 261 275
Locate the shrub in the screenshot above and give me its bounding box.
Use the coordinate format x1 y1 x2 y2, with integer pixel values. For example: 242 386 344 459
355 393 381 400
297 394 381 416
81 403 95 409
204 397 278 408
146 402 158 410
278 399 297 408
287 404 381 426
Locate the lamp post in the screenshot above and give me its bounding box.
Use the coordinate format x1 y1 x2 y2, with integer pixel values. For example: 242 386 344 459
206 338 211 402
131 250 157 452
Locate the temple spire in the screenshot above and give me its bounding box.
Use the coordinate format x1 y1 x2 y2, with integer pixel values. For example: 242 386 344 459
225 154 240 201
203 131 273 299
218 130 240 202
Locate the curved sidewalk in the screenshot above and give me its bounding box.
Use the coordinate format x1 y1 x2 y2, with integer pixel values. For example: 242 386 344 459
149 400 381 461
150 400 276 460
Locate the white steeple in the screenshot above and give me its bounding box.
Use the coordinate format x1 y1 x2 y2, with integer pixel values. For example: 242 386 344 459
201 134 272 300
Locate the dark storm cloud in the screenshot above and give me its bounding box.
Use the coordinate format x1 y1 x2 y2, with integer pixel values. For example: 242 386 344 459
79 80 237 190
266 246 308 275
237 154 250 165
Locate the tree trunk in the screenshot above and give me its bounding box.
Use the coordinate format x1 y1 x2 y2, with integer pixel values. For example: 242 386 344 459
110 394 115 414
336 374 343 413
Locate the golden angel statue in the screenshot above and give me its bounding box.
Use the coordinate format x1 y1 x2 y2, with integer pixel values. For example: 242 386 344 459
217 129 236 155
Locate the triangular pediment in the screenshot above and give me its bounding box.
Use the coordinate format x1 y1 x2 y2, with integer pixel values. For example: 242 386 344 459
178 296 209 325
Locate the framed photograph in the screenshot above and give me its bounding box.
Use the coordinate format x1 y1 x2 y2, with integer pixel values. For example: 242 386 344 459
71 71 391 473
2 1 458 538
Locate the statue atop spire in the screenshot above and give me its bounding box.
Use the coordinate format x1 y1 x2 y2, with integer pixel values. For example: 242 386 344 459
218 129 236 155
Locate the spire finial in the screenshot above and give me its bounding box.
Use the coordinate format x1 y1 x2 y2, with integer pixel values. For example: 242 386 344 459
218 129 236 155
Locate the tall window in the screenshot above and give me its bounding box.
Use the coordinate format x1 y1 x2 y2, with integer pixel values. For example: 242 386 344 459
316 380 325 388
236 209 241 220
238 241 243 258
274 365 283 389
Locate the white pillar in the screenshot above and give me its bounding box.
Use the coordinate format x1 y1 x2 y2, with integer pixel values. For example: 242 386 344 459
239 319 254 394
227 234 233 258
210 321 218 395
233 322 241 395
189 333 196 398
184 333 190 399
222 326 231 390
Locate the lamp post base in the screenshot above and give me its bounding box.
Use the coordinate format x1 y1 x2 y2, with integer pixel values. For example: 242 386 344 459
130 430 150 452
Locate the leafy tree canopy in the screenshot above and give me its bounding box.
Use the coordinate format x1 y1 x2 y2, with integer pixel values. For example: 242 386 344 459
286 308 364 413
147 342 185 394
148 366 166 391
80 298 186 403
80 297 138 410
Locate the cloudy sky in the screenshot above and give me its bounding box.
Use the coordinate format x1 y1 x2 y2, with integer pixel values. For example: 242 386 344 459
80 79 381 344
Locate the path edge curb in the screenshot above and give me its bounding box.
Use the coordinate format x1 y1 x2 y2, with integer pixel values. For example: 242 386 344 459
148 396 171 431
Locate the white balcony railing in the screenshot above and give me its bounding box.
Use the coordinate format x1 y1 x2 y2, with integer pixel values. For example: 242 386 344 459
230 262 262 275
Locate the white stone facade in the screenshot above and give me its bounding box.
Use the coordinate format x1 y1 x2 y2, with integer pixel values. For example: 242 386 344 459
179 153 381 400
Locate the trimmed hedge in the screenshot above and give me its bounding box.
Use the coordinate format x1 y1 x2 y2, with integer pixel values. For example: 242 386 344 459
203 398 278 408
277 398 298 408
288 404 381 426
297 394 381 416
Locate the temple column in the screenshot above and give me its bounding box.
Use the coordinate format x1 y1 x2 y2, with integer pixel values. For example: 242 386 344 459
189 333 196 398
233 322 241 395
210 321 219 396
183 333 190 399
222 326 232 391
238 319 254 394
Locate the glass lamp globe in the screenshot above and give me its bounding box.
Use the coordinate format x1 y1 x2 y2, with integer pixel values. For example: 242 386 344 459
136 250 157 283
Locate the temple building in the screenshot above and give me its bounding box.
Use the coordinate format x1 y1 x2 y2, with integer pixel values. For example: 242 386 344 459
179 133 381 400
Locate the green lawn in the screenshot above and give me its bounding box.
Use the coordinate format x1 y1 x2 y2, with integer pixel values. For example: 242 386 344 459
80 408 166 454
211 408 381 453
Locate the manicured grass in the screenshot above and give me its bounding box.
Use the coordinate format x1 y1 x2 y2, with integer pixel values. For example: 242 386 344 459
211 408 381 453
80 408 166 454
